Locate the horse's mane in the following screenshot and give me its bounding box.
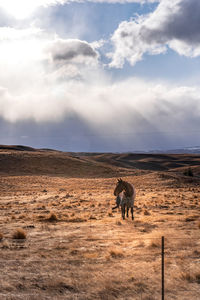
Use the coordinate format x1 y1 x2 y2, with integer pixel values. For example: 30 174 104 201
123 180 134 198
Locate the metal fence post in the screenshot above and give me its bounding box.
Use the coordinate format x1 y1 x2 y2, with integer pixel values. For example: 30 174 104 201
161 236 165 300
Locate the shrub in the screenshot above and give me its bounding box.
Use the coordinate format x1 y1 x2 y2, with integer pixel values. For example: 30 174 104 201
109 248 124 258
116 220 122 225
144 210 151 216
181 272 200 283
183 168 194 177
149 241 160 248
12 228 27 240
46 212 58 222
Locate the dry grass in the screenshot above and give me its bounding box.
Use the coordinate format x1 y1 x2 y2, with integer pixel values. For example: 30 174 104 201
0 232 3 241
0 150 200 299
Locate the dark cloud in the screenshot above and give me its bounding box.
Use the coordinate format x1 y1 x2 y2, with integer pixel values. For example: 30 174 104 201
110 0 200 67
1 78 200 152
142 0 200 45
48 39 98 64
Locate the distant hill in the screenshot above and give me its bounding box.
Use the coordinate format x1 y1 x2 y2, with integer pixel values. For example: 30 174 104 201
0 145 200 177
79 152 200 174
0 145 36 151
149 146 200 154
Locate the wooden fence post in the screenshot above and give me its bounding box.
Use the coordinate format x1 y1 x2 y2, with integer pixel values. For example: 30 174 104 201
161 236 165 300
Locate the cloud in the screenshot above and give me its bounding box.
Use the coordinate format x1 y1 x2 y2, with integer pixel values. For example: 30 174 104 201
47 38 98 64
45 38 100 80
109 0 200 68
0 26 43 40
1 71 200 136
0 0 161 19
0 0 159 19
0 31 199 150
0 25 198 128
0 23 101 85
0 0 200 151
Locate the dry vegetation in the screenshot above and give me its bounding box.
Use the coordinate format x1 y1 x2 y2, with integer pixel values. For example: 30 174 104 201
12 228 27 240
0 147 200 299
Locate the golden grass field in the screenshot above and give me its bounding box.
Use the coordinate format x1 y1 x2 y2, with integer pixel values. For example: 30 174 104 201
0 146 200 299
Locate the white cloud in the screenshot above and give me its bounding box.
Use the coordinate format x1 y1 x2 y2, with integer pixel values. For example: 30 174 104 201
109 0 200 68
0 0 159 19
0 24 199 131
0 26 43 40
45 38 100 80
0 23 101 87
0 0 199 148
0 25 199 150
1 68 200 143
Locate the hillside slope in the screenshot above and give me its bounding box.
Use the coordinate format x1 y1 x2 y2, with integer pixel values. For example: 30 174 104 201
0 148 129 177
1 145 200 177
79 152 200 174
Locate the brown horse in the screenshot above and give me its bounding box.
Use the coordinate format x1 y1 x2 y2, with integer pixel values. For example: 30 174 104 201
114 178 136 220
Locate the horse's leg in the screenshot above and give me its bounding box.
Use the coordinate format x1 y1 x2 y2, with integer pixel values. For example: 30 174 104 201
121 205 125 219
123 205 126 219
131 207 134 220
127 206 129 218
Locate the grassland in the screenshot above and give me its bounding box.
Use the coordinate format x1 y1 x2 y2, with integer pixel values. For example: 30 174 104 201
0 147 200 299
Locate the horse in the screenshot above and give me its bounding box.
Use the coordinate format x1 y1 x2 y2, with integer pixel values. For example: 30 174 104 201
114 178 136 220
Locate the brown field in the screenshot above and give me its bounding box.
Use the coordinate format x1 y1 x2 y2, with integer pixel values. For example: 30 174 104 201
0 146 200 299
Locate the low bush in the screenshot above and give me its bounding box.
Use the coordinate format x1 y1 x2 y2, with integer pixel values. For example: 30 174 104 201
12 228 27 240
183 168 194 177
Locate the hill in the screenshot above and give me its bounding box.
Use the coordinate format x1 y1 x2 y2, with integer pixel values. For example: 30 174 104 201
0 146 129 177
81 152 200 174
0 145 200 177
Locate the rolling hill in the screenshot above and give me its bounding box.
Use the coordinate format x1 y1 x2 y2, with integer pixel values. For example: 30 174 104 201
0 145 200 177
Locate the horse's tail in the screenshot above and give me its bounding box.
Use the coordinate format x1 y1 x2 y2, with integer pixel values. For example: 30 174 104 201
112 194 123 210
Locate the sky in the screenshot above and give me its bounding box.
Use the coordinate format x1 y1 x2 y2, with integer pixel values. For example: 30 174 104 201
0 0 200 152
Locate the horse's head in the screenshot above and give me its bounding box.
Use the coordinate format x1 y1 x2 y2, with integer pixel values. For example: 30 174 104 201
114 178 125 196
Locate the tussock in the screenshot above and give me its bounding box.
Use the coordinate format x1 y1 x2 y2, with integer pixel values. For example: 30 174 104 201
46 212 58 222
12 228 27 240
181 271 200 284
109 248 124 258
116 220 122 225
148 240 160 248
108 211 113 217
144 210 151 216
